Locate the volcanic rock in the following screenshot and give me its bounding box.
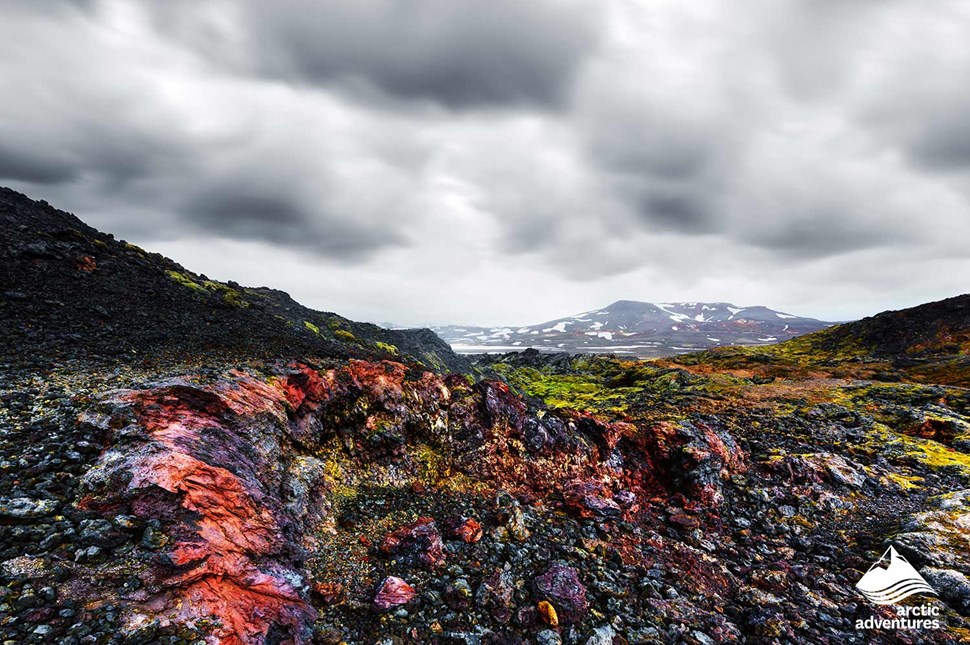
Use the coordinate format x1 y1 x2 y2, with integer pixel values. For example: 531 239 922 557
534 564 588 625
381 517 446 569
373 577 416 611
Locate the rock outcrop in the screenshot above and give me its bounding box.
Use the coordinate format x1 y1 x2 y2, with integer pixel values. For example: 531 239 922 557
68 359 746 643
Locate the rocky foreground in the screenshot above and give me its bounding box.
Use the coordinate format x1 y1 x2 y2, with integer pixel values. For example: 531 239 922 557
1 188 969 643
2 344 970 644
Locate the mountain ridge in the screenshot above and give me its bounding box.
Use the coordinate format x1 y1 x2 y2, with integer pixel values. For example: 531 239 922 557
433 298 833 357
0 186 467 373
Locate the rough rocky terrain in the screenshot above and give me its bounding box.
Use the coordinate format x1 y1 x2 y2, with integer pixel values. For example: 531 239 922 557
2 188 969 644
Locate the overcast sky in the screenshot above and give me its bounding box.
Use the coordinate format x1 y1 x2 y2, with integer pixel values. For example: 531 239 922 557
2 1 969 326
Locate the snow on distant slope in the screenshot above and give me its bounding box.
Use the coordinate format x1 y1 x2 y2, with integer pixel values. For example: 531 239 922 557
431 300 833 357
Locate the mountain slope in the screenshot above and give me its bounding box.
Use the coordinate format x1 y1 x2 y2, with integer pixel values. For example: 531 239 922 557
0 187 465 372
434 299 832 356
803 293 970 358
671 293 970 386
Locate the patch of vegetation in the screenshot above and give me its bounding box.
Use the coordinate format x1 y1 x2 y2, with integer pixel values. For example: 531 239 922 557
493 364 632 414
164 271 250 307
334 329 358 344
165 270 206 292
893 431 970 473
304 320 321 334
374 341 399 355
201 280 250 308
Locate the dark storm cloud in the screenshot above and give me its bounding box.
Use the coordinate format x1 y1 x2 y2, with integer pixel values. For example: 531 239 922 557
151 0 603 110
636 191 715 235
882 98 970 173
183 187 404 260
741 212 892 259
582 105 729 238
0 144 77 185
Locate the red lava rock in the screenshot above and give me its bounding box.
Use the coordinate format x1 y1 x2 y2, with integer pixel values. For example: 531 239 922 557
311 581 345 605
75 255 97 272
381 517 445 568
78 377 316 645
669 513 700 528
454 517 483 543
373 576 416 611
643 419 746 506
533 563 588 625
564 482 623 519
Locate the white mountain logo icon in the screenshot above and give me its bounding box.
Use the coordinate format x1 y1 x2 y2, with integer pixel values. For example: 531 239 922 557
856 546 938 605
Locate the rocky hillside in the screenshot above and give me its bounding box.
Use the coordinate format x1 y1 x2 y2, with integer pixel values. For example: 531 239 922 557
678 293 970 387
1 188 968 644
433 300 831 357
0 187 465 374
812 293 970 357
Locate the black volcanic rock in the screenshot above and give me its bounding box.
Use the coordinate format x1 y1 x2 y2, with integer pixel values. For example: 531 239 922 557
810 293 970 358
0 186 466 372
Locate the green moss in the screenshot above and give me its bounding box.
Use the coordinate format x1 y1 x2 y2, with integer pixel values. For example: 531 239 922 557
165 270 206 292
885 472 922 490
865 421 970 474
334 329 358 343
201 280 250 307
412 443 444 482
321 456 358 501
895 433 970 472
495 364 632 414
304 320 321 334
164 270 249 306
374 341 399 355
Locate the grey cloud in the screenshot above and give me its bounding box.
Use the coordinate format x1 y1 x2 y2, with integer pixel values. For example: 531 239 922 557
183 186 405 261
151 0 603 110
833 3 970 173
0 143 78 185
740 211 892 259
589 115 717 182
911 125 970 172
761 0 893 102
636 190 715 235
877 95 970 173
583 109 732 238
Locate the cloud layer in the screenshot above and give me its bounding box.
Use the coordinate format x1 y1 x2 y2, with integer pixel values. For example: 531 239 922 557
2 0 969 325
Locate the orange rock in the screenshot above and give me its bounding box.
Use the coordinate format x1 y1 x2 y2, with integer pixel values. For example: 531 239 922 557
538 600 559 627
75 255 96 272
312 581 345 606
455 517 483 543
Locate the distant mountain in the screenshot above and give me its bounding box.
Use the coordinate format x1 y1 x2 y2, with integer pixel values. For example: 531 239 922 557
433 299 834 356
